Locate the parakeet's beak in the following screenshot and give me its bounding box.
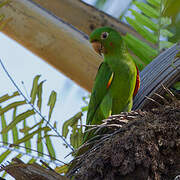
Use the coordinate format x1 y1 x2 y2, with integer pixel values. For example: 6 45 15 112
91 41 104 56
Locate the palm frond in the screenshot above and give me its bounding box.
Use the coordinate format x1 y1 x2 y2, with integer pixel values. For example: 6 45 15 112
0 70 67 178
123 0 174 70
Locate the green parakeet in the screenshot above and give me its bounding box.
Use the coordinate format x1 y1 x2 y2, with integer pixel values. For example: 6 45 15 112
84 27 140 142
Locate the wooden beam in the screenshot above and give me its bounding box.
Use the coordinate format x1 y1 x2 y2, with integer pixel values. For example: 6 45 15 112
32 0 153 47
32 0 140 37
0 0 102 91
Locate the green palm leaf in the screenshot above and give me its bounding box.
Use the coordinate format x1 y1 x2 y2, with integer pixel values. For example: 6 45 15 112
1 109 35 134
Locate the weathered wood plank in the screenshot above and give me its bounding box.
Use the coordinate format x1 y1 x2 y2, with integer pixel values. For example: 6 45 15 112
133 44 180 110
0 0 102 91
32 0 142 38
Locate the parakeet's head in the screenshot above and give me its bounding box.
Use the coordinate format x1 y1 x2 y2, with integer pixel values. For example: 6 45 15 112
89 27 123 56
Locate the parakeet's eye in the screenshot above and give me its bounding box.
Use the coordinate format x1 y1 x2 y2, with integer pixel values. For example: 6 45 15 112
101 32 109 40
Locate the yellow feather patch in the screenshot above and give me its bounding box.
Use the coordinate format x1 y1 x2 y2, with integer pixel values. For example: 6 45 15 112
107 73 114 89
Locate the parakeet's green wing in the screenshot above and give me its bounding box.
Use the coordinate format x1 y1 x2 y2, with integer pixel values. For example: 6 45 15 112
86 62 113 125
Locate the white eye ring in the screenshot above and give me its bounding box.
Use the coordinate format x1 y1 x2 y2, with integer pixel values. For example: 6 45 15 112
101 32 109 40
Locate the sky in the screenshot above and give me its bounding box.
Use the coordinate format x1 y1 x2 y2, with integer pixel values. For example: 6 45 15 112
0 0 132 178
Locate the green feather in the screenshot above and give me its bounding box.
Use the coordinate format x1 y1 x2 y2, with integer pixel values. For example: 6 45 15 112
86 62 113 125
